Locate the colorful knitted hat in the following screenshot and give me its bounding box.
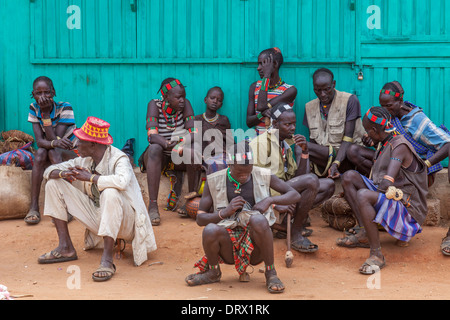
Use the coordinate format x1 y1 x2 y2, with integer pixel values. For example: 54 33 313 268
73 117 113 145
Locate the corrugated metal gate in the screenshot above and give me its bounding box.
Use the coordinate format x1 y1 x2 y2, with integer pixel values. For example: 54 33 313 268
1 0 449 165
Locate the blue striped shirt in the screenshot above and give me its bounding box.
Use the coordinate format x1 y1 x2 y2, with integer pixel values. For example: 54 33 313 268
28 101 77 145
400 104 450 152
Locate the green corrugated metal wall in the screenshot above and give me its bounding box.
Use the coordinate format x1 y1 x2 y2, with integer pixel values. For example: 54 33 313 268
1 0 450 166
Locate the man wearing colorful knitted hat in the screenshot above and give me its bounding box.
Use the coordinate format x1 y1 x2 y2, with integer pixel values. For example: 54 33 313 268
37 117 157 282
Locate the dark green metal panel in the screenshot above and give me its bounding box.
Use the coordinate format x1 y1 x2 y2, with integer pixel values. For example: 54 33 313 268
1 0 450 166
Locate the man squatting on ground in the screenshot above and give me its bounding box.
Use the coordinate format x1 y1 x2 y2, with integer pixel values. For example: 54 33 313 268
37 117 156 282
185 142 301 293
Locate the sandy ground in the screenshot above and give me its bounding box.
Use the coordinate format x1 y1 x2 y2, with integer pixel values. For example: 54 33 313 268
2 206 450 301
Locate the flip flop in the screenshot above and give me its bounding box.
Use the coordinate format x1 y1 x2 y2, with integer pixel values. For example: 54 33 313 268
336 234 370 248
359 256 385 275
185 270 222 286
92 264 116 282
24 210 41 225
344 225 364 236
440 236 450 256
291 237 318 253
38 250 78 264
177 204 189 218
148 206 161 226
266 274 285 294
275 228 313 239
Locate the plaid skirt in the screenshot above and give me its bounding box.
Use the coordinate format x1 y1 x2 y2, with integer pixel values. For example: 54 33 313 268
360 175 422 242
193 226 254 276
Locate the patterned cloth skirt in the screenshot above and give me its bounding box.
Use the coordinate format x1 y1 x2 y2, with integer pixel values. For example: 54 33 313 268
360 174 422 242
194 226 254 275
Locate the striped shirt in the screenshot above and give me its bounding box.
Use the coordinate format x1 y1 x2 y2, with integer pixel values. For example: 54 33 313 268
400 103 450 152
28 101 77 145
154 99 187 141
254 81 294 134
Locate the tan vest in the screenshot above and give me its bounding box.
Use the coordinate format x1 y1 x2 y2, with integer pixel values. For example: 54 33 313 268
305 90 366 148
207 166 276 228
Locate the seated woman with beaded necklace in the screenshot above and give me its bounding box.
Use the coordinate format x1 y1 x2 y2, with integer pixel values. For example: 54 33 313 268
139 78 200 226
336 107 428 275
176 87 234 217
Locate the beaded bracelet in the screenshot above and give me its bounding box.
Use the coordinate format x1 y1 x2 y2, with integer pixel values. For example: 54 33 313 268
260 78 270 92
42 118 52 127
390 157 402 163
147 127 158 136
188 127 198 134
301 153 309 159
265 264 275 271
256 112 264 120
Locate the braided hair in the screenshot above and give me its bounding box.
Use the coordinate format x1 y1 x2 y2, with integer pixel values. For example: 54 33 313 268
259 47 284 68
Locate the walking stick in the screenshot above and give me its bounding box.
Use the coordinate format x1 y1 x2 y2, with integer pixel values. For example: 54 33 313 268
285 212 294 268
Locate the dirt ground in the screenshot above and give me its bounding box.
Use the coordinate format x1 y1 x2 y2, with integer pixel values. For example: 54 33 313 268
1 206 450 301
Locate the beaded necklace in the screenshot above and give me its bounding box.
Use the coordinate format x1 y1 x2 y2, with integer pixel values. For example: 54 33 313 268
202 112 219 123
227 168 241 194
268 77 284 90
161 101 178 130
374 132 398 162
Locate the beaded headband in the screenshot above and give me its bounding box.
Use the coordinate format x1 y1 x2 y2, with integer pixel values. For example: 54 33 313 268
365 109 398 133
271 104 293 120
226 151 254 166
380 89 403 99
365 109 387 126
160 79 182 98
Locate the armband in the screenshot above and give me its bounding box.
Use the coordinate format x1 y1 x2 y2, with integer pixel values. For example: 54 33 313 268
260 78 269 92
42 118 52 127
342 136 353 143
147 127 158 136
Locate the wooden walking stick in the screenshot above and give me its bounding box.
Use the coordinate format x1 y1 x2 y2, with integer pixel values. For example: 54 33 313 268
285 212 294 268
